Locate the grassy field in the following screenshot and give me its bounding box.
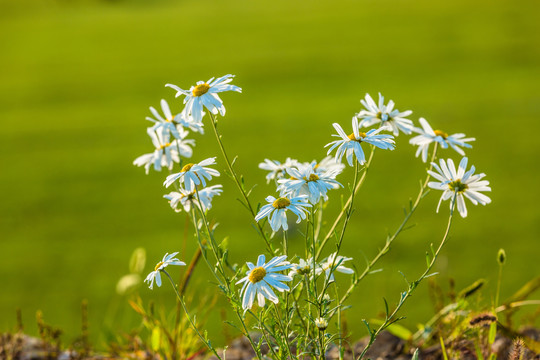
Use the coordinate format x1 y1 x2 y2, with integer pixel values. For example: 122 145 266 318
1 0 539 349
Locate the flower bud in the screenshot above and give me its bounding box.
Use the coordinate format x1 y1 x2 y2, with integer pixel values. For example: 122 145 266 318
497 249 506 265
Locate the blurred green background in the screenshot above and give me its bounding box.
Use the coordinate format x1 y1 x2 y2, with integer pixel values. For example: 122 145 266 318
1 0 539 349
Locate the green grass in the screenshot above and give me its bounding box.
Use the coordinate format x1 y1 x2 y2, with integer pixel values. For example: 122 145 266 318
1 0 539 349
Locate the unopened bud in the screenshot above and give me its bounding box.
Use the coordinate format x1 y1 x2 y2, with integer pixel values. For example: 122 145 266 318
497 249 506 265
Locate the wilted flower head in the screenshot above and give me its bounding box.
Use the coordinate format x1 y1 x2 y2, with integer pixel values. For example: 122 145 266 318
144 252 186 290
236 255 293 310
410 118 475 162
166 74 241 124
255 195 311 232
163 157 220 191
356 93 414 135
428 157 491 218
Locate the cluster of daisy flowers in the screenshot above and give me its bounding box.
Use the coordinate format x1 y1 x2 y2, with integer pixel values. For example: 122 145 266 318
133 75 241 216
133 76 493 359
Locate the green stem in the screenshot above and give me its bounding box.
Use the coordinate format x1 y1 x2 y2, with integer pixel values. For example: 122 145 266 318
336 143 439 307
273 303 294 360
495 263 503 309
315 148 375 260
189 207 224 286
319 160 360 298
358 192 457 359
208 112 274 253
163 270 223 360
191 190 263 360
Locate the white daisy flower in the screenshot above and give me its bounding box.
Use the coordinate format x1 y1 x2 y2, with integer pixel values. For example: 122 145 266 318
356 93 414 135
318 253 354 282
133 125 194 174
146 99 184 139
174 111 205 134
278 163 342 203
410 118 475 162
313 156 346 176
166 74 242 124
326 118 395 166
428 157 491 218
144 252 186 290
259 158 300 184
314 318 328 331
288 258 318 277
255 195 311 232
163 157 220 191
236 254 293 310
164 185 223 213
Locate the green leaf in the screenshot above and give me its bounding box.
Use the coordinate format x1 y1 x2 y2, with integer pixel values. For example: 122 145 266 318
129 247 146 274
369 319 412 340
488 322 497 344
440 337 449 360
412 349 419 360
504 275 540 304
474 342 484 360
151 327 160 352
458 279 485 299
129 300 146 316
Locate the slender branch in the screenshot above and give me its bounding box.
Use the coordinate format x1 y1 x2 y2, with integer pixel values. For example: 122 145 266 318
337 143 439 306
315 148 375 260
358 192 457 359
207 112 274 253
163 270 223 360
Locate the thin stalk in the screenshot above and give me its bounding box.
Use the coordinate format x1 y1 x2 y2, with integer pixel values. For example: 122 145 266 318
189 207 224 286
318 328 325 360
259 314 280 359
179 247 202 297
315 148 375 259
192 190 263 360
173 213 193 358
273 303 294 360
337 143 439 306
291 282 307 330
358 193 457 359
319 161 360 298
163 270 223 360
495 263 503 308
335 284 344 360
283 230 288 257
208 112 273 253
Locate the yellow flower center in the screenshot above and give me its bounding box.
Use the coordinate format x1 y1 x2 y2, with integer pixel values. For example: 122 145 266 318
181 163 194 172
192 83 210 97
304 173 319 182
159 142 171 150
434 130 448 139
249 267 267 283
272 197 291 209
154 261 164 272
348 132 366 142
448 179 468 193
